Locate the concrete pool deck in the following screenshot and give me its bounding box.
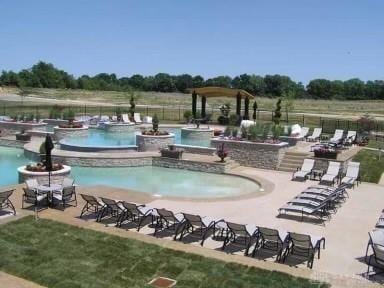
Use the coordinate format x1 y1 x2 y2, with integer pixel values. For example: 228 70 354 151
1 166 384 287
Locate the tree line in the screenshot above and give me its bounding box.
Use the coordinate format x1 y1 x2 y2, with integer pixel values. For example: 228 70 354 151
1 61 383 100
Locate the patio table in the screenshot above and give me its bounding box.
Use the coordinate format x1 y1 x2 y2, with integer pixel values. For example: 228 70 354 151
37 184 63 206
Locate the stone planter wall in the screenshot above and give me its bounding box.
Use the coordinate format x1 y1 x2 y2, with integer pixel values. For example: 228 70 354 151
152 157 228 173
0 121 47 136
136 133 175 152
211 139 289 169
102 122 135 132
42 119 83 126
181 127 214 140
173 144 216 156
53 126 88 141
18 165 71 184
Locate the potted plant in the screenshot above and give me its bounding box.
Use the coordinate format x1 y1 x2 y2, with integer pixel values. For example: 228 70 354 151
216 143 228 163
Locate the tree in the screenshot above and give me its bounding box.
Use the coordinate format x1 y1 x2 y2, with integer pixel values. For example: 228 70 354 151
273 98 282 125
306 79 333 99
154 73 176 92
175 74 193 93
192 75 204 88
282 90 295 122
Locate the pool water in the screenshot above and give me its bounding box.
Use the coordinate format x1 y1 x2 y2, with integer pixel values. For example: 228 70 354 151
63 128 211 148
0 147 259 198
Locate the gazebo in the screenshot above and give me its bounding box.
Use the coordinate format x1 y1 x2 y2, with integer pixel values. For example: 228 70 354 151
189 87 255 120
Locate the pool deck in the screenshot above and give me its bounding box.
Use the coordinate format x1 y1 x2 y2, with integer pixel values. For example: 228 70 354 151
2 166 384 288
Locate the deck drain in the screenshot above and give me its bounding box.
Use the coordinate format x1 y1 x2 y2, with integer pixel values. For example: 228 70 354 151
148 277 177 287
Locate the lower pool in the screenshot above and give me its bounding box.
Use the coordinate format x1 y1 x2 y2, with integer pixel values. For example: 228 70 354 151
0 147 259 199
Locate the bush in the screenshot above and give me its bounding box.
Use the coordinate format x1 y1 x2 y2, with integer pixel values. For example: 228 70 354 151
232 127 238 138
229 114 239 126
223 126 232 137
63 109 75 120
152 114 159 132
183 110 192 122
49 106 62 119
217 115 229 125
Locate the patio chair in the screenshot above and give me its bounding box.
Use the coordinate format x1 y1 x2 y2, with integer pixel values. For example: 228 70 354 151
178 213 217 246
133 113 142 124
154 208 185 240
119 201 153 231
343 130 357 146
282 232 325 269
79 194 104 218
307 128 322 142
52 186 77 210
221 222 258 256
292 159 315 181
0 189 16 215
365 230 384 277
320 161 341 186
97 197 126 224
252 227 288 261
122 114 132 124
299 127 310 138
26 178 39 191
330 129 344 144
341 161 360 188
22 187 48 211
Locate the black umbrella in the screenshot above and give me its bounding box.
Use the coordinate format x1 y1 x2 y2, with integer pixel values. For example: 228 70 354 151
44 134 54 186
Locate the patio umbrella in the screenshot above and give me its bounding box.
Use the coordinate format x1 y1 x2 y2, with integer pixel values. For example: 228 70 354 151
44 134 54 186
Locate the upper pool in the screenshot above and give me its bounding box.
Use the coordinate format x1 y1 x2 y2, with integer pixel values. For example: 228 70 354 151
62 128 211 148
0 147 259 199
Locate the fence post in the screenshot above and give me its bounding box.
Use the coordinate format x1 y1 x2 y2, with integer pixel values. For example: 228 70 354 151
3 104 5 115
146 106 148 116
84 105 87 116
162 106 165 120
302 114 305 126
178 105 181 121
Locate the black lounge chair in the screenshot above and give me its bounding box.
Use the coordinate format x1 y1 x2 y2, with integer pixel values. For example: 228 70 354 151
0 189 16 215
154 208 185 240
365 230 384 277
282 232 325 269
252 227 288 261
52 186 77 210
79 194 104 218
97 197 125 224
22 187 48 211
179 213 217 246
119 201 153 231
221 222 258 256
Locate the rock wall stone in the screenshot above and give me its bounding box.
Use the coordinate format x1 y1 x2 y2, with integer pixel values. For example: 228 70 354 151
152 157 227 173
53 126 88 141
136 134 175 152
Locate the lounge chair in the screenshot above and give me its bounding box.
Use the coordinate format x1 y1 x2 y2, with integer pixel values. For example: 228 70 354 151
341 162 360 188
143 116 152 123
111 115 118 122
154 208 185 240
0 189 16 215
221 222 258 256
292 159 315 181
330 129 344 144
278 202 328 221
343 130 357 146
178 213 217 246
79 194 104 218
365 230 384 277
97 198 126 224
134 113 142 124
119 202 153 231
300 127 310 138
252 227 288 261
22 187 48 211
320 161 341 186
122 114 132 124
282 232 325 269
52 186 77 210
307 128 322 142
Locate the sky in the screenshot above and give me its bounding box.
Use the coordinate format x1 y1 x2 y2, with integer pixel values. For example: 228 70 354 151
0 0 383 83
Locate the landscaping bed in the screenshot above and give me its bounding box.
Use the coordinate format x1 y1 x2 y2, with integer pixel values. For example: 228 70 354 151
0 217 327 288
353 149 384 183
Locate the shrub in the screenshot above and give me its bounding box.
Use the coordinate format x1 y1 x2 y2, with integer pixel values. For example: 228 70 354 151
63 109 75 120
232 127 238 138
223 126 232 137
183 110 192 122
152 114 159 132
272 124 283 140
357 114 376 134
229 114 239 126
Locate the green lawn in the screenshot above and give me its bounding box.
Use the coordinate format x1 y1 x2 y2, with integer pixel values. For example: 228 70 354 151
353 149 384 183
0 216 327 288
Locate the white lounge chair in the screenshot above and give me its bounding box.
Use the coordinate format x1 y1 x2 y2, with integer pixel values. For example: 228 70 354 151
133 113 142 124
320 161 341 185
300 127 310 138
344 131 357 146
330 129 344 144
292 159 315 181
341 162 360 187
307 128 322 142
122 114 132 124
143 116 152 124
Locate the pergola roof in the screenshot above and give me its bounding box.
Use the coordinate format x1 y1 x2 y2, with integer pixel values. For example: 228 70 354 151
190 87 255 99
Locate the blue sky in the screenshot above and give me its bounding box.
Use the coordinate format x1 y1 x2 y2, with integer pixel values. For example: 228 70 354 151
0 0 383 83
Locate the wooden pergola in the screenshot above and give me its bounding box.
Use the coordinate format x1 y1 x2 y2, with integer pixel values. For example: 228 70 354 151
189 87 255 120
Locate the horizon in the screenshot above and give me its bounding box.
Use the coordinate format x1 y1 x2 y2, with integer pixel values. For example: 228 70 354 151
1 0 383 84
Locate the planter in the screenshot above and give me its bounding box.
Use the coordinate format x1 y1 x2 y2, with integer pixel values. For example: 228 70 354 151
0 120 47 136
16 133 31 142
18 165 71 185
136 133 175 152
53 126 88 141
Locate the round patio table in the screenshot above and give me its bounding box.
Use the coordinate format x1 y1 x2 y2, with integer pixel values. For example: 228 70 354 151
37 184 63 206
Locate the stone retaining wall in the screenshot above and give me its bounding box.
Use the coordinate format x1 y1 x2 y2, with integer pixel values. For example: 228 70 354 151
152 157 227 173
53 126 88 141
0 138 26 149
173 144 216 156
136 134 175 152
103 122 135 133
0 121 47 135
211 139 288 169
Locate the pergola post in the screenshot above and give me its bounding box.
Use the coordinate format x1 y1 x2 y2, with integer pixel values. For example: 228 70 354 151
236 92 241 117
201 96 206 118
243 97 250 120
192 91 197 118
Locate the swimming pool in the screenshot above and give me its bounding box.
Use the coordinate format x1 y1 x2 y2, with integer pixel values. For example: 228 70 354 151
0 147 259 198
61 128 211 148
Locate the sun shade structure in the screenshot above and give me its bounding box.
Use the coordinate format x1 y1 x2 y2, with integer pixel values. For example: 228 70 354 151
189 87 255 120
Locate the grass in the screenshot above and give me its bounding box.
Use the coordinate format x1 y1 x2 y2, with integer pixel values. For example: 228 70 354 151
0 216 328 288
353 149 384 183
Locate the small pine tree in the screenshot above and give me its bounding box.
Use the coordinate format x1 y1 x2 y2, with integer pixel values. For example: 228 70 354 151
152 114 159 132
274 98 282 125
